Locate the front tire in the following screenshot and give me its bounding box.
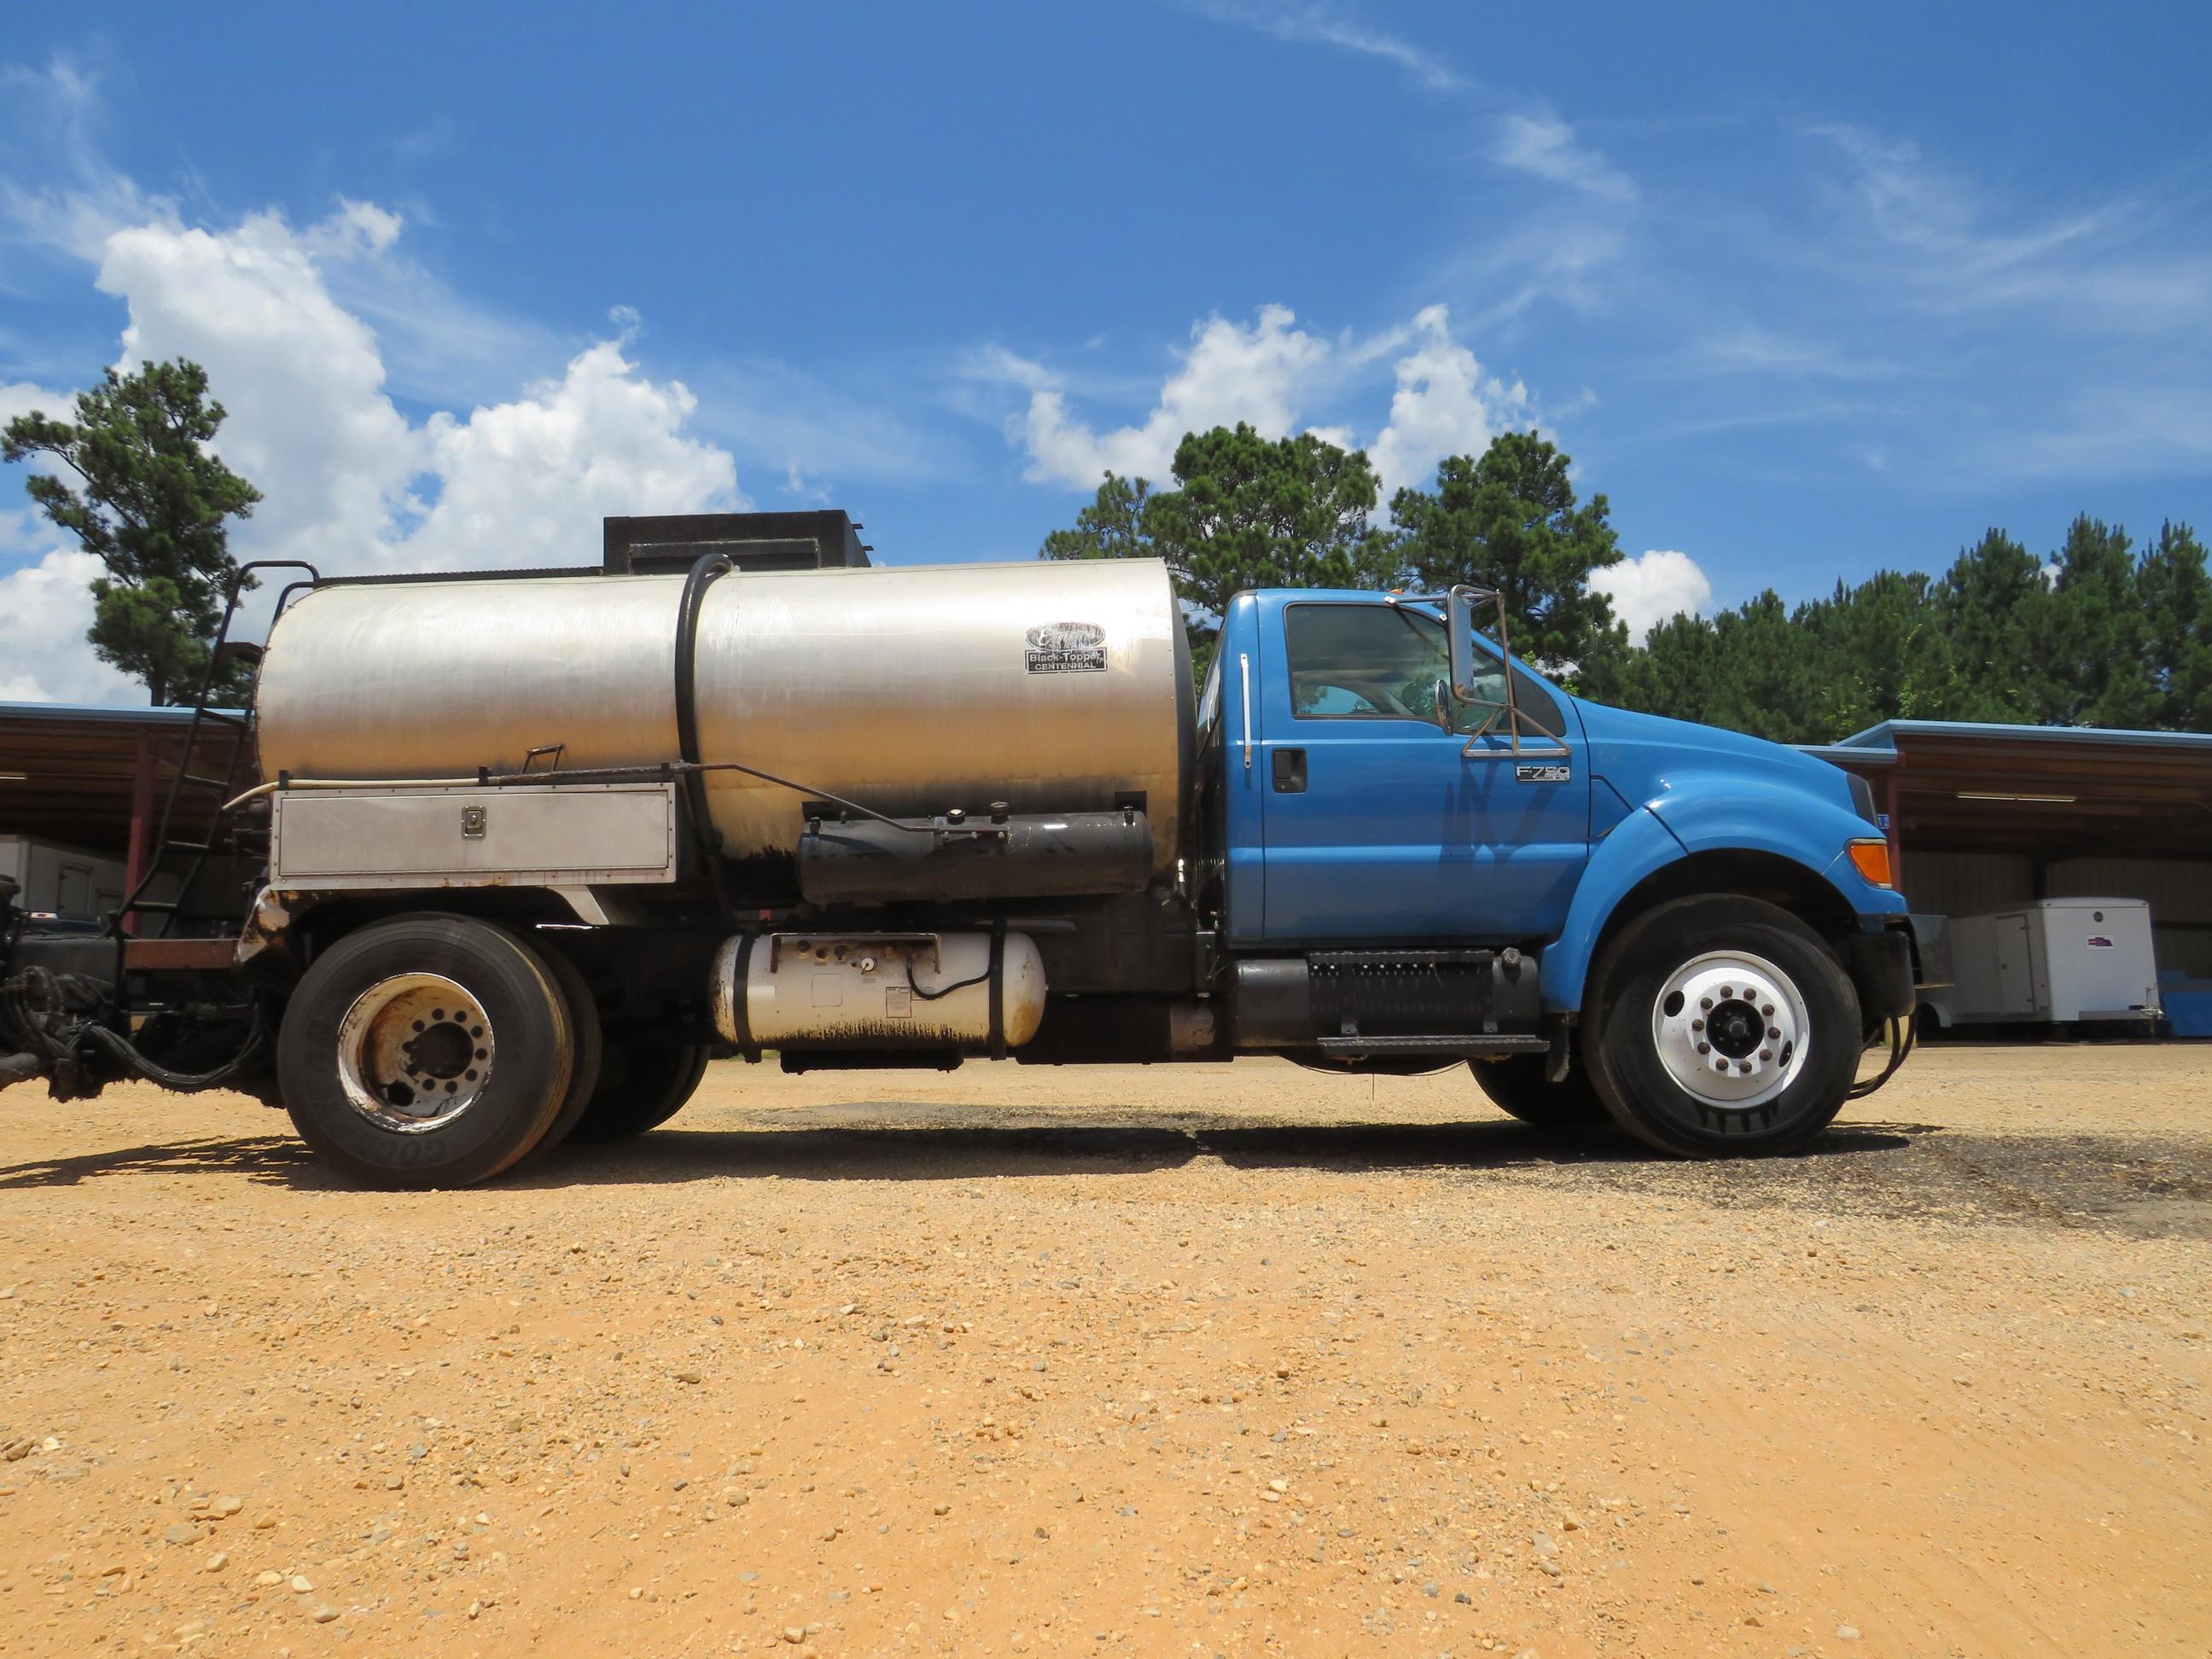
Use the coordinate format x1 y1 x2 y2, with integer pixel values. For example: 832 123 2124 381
277 915 575 1187
1580 895 1860 1157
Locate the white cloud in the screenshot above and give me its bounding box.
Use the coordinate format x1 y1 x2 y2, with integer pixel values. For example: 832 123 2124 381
0 549 136 703
1001 305 1330 487
1367 305 1529 498
92 204 739 579
1592 549 1711 642
1198 3 1465 91
100 211 424 573
987 302 1531 503
405 341 740 569
0 380 72 429
1492 113 1637 204
3 195 741 701
0 59 175 262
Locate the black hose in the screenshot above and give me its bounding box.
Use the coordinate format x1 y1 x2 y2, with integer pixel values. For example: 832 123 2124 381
672 551 734 853
79 1010 268 1092
2 966 267 1094
1848 1014 1917 1099
905 960 992 1002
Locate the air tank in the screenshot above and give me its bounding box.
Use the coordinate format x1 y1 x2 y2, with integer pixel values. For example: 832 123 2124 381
254 559 1192 880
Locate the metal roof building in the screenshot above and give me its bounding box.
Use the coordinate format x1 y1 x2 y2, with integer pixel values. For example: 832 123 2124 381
1807 720 2212 982
0 701 257 919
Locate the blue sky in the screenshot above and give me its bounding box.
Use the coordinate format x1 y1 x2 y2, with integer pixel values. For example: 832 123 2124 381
3 2 2207 701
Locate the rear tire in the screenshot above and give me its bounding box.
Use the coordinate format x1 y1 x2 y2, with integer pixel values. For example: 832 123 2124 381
565 1039 713 1144
277 915 574 1188
1468 1054 1610 1129
525 943 604 1157
1580 894 1860 1157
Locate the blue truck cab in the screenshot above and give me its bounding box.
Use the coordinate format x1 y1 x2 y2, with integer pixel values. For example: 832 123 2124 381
1197 586 1917 1156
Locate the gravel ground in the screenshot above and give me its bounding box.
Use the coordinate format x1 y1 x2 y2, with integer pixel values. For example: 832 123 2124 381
0 1043 2205 1656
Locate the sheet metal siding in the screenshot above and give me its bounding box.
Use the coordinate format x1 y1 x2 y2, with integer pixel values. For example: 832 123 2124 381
1904 850 2036 917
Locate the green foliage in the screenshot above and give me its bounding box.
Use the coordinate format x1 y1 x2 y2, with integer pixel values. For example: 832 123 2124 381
1039 472 1153 564
2139 522 2212 731
1040 426 1400 676
1930 529 2052 722
3 359 261 705
1388 431 1625 675
1610 519 2212 742
1144 424 1400 626
1035 423 2212 742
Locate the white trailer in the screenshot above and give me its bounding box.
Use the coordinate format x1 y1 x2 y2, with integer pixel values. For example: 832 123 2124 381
1923 898 2161 1029
0 836 126 920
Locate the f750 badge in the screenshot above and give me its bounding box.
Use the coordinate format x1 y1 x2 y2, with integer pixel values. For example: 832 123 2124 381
1516 763 1570 783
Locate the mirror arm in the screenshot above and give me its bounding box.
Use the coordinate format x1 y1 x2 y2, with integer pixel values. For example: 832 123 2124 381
1441 583 1573 760
1488 598 1523 754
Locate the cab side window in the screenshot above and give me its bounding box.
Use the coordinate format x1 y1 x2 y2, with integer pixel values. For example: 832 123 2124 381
1284 603 1503 731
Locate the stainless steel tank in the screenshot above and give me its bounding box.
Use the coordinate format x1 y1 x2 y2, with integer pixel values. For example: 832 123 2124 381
254 560 1191 876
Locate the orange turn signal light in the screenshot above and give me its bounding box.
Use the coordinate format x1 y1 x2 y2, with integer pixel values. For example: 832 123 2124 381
1847 839 1894 888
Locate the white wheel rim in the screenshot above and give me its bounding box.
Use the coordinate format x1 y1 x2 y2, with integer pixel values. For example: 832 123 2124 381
336 973 497 1132
1650 949 1809 1110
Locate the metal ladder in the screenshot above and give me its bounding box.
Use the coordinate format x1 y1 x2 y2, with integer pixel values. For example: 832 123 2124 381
108 562 317 1008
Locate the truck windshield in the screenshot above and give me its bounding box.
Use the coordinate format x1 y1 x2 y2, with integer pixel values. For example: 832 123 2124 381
1284 602 1506 728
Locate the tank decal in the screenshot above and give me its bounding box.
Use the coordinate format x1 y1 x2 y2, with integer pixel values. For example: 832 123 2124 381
1025 621 1108 674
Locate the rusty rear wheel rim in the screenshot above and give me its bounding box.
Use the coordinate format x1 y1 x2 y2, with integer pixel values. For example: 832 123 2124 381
335 972 498 1132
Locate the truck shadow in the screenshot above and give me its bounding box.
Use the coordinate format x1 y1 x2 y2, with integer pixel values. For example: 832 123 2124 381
0 1117 1929 1193
525 1117 1924 1187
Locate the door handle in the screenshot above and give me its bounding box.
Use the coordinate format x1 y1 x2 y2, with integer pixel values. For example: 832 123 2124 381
1272 748 1307 793
1239 653 1253 771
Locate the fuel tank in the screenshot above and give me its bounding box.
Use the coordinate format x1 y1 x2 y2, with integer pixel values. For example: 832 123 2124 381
253 560 1192 879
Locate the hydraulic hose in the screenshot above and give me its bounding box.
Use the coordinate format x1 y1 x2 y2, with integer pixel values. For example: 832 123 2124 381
1848 1014 1917 1100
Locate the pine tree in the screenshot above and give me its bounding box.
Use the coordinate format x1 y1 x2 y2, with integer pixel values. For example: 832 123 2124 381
3 359 261 705
1388 433 1624 676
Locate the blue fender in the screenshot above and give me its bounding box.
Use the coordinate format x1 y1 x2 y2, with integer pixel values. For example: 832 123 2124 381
1540 783 1904 1013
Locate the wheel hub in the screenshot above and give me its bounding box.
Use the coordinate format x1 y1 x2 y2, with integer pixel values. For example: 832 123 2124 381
335 973 497 1132
1650 951 1809 1110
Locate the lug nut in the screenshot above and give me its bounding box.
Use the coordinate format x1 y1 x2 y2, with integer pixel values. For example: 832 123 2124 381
1719 986 1734 998
1738 1060 1753 1074
1759 1048 1773 1062
1691 1018 1704 1031
1699 997 1713 1010
1761 1003 1775 1017
1696 1040 1710 1054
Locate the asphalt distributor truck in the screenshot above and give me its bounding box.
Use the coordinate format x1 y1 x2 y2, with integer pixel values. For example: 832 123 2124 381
0 518 1919 1186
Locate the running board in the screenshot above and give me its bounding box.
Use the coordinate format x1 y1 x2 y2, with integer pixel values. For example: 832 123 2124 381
1315 1033 1549 1059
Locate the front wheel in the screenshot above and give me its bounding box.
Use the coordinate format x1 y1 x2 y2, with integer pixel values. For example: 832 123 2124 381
1580 895 1860 1157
